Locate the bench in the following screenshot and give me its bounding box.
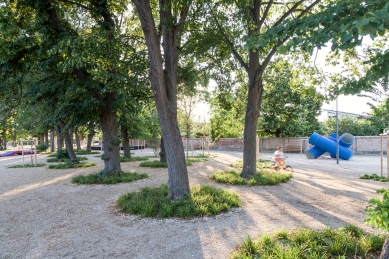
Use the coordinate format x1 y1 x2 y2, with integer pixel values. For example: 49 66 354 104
285 145 301 153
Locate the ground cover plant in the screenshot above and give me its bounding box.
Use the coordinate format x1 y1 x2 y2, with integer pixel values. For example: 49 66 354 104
139 160 193 167
359 173 388 182
187 157 207 163
230 225 385 259
7 163 46 168
120 156 149 162
193 154 217 158
47 156 88 163
230 159 272 169
74 150 101 155
117 184 241 218
48 161 96 169
72 171 148 185
210 170 292 186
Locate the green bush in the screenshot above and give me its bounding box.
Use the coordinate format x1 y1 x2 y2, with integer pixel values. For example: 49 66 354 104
120 156 149 162
139 160 193 167
117 184 241 218
36 143 48 152
365 188 389 231
48 161 96 169
230 159 272 169
47 156 88 163
359 173 388 182
74 150 100 155
230 225 385 259
8 163 46 168
211 170 292 186
72 171 148 185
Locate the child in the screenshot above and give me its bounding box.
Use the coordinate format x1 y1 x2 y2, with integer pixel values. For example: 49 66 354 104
273 146 288 167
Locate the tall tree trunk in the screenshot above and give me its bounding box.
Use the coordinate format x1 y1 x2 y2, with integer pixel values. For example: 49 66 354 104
39 134 44 145
380 235 389 259
100 92 121 177
45 132 49 148
50 130 55 152
56 126 62 153
241 1 263 179
159 137 167 163
121 125 131 158
58 122 78 162
75 131 81 151
132 0 191 200
86 128 95 152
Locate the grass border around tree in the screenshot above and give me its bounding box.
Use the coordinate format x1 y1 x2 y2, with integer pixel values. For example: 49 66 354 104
230 225 385 259
210 169 292 186
139 160 194 168
48 161 97 169
71 171 148 185
46 156 88 163
7 163 46 168
120 156 149 162
230 159 272 169
117 184 241 219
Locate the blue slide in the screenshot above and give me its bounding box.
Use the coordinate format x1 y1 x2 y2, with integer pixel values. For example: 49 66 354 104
306 132 354 160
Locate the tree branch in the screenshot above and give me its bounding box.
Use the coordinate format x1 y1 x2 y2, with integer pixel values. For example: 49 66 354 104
58 0 94 11
262 0 321 70
259 0 273 31
272 0 305 28
208 4 249 72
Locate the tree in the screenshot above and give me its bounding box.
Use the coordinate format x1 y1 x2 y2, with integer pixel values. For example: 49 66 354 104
131 0 192 199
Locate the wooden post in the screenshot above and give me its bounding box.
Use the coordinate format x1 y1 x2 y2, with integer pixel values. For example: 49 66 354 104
202 136 204 156
381 134 383 177
21 140 24 166
34 139 37 166
191 137 194 158
387 133 389 179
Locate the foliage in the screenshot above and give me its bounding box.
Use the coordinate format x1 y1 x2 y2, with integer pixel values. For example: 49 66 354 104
74 150 100 155
230 159 272 169
120 156 149 162
47 156 88 163
210 170 292 186
36 143 48 152
71 172 148 185
117 184 241 218
365 188 389 231
139 160 193 167
320 116 380 136
359 174 388 182
230 226 385 259
7 163 46 168
48 161 96 169
187 157 207 163
367 99 389 134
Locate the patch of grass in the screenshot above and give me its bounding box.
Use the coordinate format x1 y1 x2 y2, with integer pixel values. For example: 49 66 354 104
193 154 217 158
187 157 207 163
230 159 272 169
48 161 96 169
117 184 241 218
47 156 88 163
359 173 388 182
72 171 148 185
139 160 193 167
230 225 385 259
8 163 46 168
210 170 292 186
120 156 149 162
74 150 100 155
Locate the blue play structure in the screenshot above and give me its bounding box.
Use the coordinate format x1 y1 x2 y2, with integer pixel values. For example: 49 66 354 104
306 132 355 160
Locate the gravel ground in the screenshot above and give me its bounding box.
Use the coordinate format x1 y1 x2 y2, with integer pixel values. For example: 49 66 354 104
0 149 388 259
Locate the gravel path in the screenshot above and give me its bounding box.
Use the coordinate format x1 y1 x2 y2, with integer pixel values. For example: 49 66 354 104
0 149 387 259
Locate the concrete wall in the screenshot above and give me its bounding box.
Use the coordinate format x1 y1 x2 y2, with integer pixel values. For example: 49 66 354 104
209 136 388 154
145 135 388 155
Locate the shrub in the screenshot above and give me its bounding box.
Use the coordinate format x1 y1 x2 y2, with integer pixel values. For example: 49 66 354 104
117 184 241 218
210 170 292 186
36 143 48 152
47 156 88 163
120 156 149 162
359 173 388 182
48 161 96 169
230 226 385 259
8 163 46 168
72 171 148 185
